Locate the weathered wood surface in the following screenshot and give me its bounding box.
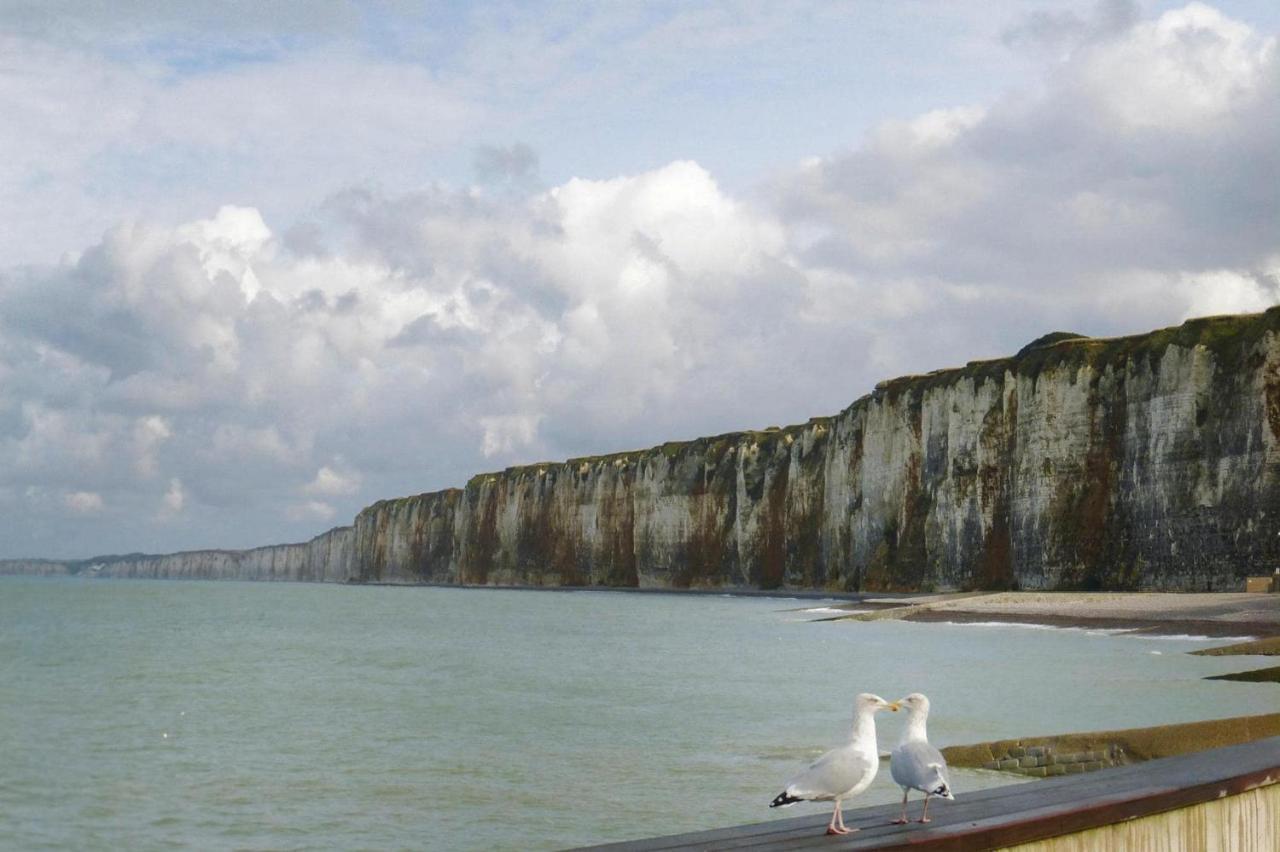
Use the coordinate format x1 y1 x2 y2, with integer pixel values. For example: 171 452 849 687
573 736 1280 850
1000 782 1279 851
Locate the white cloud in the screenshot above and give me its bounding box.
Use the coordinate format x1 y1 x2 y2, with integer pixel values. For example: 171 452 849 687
304 464 361 497
176 205 273 301
287 500 336 522
1073 4 1272 130
11 403 113 474
775 2 1279 334
0 36 477 267
546 161 784 289
132 415 172 477
890 106 988 152
1181 268 1280 318
479 414 543 458
65 491 104 513
1 3 1277 561
207 424 303 465
160 477 185 517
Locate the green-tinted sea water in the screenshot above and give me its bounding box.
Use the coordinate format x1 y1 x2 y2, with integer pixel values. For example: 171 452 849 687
2 577 1275 850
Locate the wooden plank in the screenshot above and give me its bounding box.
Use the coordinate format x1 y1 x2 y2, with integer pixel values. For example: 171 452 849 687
590 762 1137 850
573 736 1280 851
590 767 1190 851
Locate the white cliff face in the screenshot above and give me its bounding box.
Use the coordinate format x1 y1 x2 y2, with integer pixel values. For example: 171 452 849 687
2 527 358 583
7 310 1280 591
0 560 72 576
276 310 1280 592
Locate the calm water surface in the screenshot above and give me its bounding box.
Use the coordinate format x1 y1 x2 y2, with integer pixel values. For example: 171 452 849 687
2 577 1275 850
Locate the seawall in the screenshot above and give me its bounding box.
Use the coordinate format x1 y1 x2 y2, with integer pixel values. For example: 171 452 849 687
7 309 1280 591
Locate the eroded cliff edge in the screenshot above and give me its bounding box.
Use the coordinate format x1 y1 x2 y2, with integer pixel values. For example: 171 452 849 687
8 309 1280 591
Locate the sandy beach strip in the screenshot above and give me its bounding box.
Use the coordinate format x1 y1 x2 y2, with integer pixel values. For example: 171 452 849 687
894 591 1280 638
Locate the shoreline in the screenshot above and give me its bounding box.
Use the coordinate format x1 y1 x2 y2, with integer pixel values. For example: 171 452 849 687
885 590 1280 638
355 584 1280 640
902 608 1279 638
8 573 1279 638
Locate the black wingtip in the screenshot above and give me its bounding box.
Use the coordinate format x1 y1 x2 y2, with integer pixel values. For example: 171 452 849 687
770 791 801 808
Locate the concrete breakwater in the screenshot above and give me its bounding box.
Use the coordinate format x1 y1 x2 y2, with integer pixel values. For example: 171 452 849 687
978 744 1123 777
6 309 1280 591
944 712 1280 776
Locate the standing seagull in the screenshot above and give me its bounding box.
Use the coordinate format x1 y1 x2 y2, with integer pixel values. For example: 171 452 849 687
889 693 954 824
770 693 899 835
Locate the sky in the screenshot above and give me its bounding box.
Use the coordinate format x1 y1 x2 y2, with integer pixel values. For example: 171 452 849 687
1 0 1278 559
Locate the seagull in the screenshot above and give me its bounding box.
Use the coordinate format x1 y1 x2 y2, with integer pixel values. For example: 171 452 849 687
889 693 954 824
770 693 899 835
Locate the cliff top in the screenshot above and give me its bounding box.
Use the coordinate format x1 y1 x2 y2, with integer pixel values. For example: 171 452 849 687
871 306 1280 401
443 308 1280 491
1015 331 1090 357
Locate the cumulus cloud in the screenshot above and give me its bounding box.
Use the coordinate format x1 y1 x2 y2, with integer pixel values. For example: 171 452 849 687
2 2 1106 270
1 3 1277 560
1073 3 1273 130
479 414 543 458
304 464 361 497
0 158 819 556
1181 268 1280 318
775 3 1279 348
0 33 476 266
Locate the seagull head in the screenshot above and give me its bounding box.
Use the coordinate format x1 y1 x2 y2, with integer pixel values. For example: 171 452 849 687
895 692 930 716
855 693 900 713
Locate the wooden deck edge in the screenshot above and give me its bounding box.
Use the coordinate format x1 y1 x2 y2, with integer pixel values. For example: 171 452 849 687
866 760 1278 851
572 736 1280 850
995 783 1279 852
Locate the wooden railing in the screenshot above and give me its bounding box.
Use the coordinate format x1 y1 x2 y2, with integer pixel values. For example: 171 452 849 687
575 735 1280 850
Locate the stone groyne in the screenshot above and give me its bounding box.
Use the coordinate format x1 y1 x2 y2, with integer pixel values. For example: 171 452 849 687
6 309 1280 591
943 712 1280 776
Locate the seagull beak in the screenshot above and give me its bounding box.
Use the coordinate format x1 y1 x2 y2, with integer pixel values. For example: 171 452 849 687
887 701 900 712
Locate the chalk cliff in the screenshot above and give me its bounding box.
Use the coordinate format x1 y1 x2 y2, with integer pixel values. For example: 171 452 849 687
7 309 1280 591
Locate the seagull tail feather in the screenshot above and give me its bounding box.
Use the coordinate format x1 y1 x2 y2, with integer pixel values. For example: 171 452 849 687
926 763 954 800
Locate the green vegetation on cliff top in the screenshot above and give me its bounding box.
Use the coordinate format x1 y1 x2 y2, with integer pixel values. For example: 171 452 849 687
362 489 463 516
1015 331 1089 358
459 418 839 486
873 306 1280 400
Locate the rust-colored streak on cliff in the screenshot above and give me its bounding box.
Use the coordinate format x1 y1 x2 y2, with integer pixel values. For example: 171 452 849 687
8 309 1280 591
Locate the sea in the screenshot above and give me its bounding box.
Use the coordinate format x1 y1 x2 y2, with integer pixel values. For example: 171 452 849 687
2 576 1275 850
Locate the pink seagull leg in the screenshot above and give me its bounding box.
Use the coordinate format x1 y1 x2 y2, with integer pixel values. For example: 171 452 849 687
838 802 857 834
826 799 851 835
919 796 931 824
891 788 909 824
